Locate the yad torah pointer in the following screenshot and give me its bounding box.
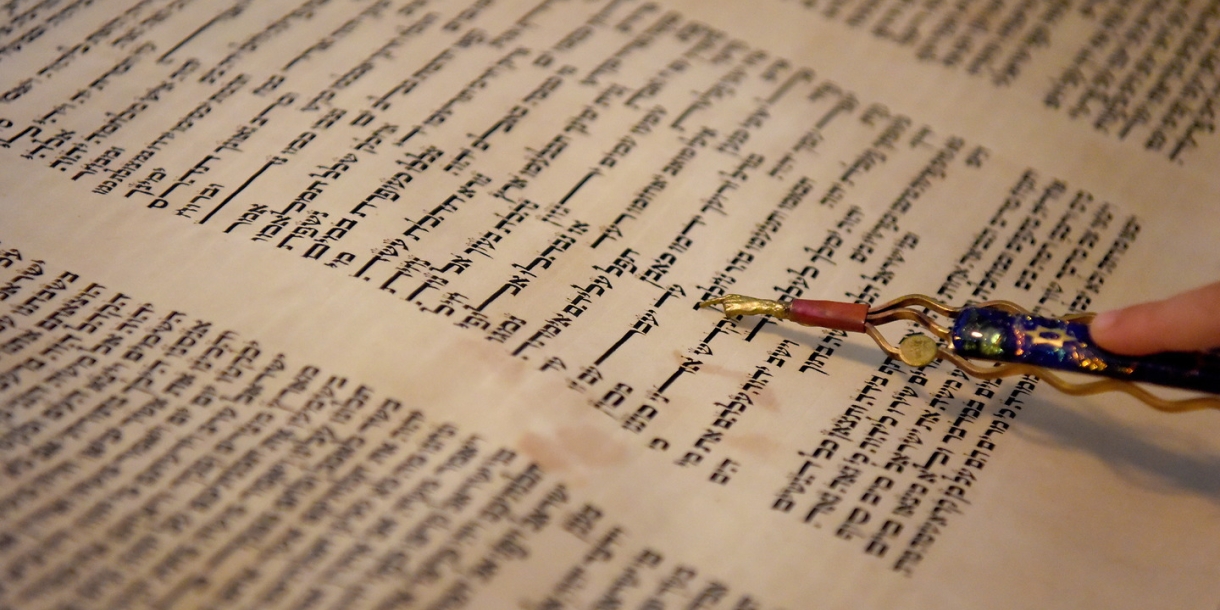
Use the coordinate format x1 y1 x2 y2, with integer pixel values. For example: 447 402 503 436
698 294 1220 413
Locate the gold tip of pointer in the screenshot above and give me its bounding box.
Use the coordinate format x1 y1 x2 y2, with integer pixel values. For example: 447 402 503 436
697 294 790 320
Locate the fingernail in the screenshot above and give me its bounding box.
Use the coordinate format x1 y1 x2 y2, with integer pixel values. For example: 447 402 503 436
1090 310 1117 335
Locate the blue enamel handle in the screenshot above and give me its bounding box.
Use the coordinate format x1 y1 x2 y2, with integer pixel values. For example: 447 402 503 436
950 307 1220 394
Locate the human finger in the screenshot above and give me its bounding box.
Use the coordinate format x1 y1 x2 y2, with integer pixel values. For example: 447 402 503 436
1089 281 1220 355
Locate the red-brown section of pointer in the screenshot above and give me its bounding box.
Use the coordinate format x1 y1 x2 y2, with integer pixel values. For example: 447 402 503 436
788 299 869 333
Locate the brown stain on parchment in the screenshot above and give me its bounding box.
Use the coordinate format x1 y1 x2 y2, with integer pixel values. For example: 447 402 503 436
517 424 629 476
754 386 780 413
724 432 780 457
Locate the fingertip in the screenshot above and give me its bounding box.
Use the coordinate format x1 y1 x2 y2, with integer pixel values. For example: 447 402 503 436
1088 305 1165 355
1088 309 1127 353
1089 310 1118 335
1088 281 1220 355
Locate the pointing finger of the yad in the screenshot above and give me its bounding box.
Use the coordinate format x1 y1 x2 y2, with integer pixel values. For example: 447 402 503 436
697 295 790 320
